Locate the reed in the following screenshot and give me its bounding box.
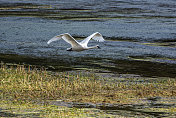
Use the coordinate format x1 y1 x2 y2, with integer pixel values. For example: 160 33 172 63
0 63 176 104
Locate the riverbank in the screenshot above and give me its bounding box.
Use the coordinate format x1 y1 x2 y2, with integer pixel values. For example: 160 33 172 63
0 63 176 117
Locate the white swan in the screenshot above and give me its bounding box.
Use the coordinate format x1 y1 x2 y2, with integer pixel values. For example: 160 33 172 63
47 32 105 51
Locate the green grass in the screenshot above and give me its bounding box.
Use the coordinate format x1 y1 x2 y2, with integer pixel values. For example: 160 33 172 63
0 63 176 104
0 63 176 117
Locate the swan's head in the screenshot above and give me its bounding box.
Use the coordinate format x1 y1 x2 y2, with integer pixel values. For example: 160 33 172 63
96 45 101 49
67 48 72 51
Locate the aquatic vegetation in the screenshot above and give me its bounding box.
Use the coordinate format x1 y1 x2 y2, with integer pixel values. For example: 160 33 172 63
141 42 176 47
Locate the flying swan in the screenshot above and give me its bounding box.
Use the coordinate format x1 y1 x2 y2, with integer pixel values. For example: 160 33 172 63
47 32 105 51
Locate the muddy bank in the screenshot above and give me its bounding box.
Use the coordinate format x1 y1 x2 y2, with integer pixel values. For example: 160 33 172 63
1 53 176 78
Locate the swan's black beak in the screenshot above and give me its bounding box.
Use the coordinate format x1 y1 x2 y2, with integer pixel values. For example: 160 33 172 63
97 46 101 49
67 48 72 51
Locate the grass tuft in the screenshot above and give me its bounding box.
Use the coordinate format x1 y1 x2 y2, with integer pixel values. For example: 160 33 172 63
0 64 176 104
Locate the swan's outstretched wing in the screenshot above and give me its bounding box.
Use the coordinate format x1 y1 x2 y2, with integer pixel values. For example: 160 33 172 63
80 32 105 47
47 33 80 47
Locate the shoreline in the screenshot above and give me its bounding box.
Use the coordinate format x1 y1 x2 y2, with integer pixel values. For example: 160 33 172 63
0 53 176 78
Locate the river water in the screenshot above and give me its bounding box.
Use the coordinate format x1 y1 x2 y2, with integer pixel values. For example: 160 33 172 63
0 0 176 77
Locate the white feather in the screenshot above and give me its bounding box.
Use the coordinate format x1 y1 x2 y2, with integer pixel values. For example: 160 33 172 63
47 32 105 51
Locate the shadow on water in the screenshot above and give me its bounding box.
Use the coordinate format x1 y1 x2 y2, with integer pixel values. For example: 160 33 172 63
0 53 74 71
0 53 176 78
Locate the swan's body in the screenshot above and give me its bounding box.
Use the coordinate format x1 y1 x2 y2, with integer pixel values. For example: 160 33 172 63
47 32 105 51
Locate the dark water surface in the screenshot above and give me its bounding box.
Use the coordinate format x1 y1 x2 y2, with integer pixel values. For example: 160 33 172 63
0 0 176 77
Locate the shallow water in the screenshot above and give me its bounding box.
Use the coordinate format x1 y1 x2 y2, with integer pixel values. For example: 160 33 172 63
48 97 176 118
0 0 176 76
